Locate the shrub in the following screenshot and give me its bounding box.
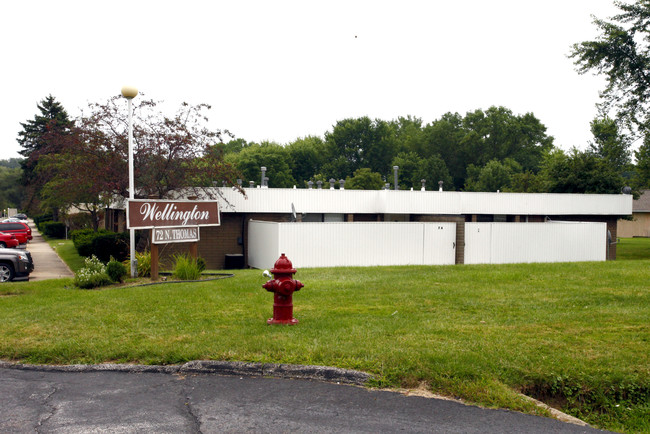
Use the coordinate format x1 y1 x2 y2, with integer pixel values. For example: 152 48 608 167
71 228 102 257
91 232 129 263
41 221 66 239
70 229 129 261
70 228 96 243
172 253 202 280
33 214 54 231
106 259 127 283
73 255 112 289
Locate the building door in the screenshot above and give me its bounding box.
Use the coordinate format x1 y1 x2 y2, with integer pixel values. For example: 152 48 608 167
423 223 456 265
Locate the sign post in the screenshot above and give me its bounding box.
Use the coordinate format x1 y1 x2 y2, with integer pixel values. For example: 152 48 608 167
127 199 220 280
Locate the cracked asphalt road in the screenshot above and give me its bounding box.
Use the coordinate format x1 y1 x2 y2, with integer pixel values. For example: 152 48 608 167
0 367 611 433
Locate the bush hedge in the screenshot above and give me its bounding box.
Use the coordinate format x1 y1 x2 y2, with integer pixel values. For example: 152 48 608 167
40 221 66 239
33 214 54 231
70 229 130 262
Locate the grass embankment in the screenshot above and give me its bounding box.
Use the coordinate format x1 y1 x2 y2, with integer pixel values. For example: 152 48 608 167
0 238 647 432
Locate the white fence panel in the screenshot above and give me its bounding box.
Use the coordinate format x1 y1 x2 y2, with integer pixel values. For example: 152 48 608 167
248 221 280 269
278 222 425 268
248 221 457 269
464 223 492 264
465 222 606 264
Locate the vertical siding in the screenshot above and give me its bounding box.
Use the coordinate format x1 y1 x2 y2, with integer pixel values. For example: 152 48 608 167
278 222 425 268
465 222 607 264
248 221 280 270
248 222 456 269
618 213 650 237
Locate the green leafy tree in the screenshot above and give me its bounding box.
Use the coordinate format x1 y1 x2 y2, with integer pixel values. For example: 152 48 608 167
420 108 553 190
232 142 296 188
589 117 631 173
324 117 398 178
634 137 650 189
36 97 241 229
464 159 522 192
540 148 623 194
391 152 452 190
571 1 650 134
391 115 425 155
0 158 23 169
420 112 468 188
286 136 327 185
0 165 23 211
345 168 384 190
461 107 554 172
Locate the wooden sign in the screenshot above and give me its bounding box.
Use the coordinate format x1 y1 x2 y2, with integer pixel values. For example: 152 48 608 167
152 226 200 244
127 199 220 229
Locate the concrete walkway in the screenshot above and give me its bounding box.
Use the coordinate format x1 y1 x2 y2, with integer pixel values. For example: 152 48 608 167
25 220 74 281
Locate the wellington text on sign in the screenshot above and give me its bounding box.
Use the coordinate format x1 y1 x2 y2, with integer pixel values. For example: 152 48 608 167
153 227 200 244
127 200 220 229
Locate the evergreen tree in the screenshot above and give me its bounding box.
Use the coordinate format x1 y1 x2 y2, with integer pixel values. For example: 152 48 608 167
16 95 72 214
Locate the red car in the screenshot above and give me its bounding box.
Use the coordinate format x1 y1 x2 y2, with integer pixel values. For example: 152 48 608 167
0 232 19 248
0 222 32 245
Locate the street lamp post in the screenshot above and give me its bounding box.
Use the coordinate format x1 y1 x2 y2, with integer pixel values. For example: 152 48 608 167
121 86 138 277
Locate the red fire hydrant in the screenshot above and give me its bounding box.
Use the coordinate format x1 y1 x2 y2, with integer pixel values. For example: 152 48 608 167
263 253 304 325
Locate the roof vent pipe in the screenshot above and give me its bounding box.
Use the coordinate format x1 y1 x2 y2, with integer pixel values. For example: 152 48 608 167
261 167 267 188
317 180 323 189
339 179 345 190
329 178 336 190
384 183 390 190
438 180 444 192
249 181 255 188
393 166 399 190
308 181 313 189
421 179 426 191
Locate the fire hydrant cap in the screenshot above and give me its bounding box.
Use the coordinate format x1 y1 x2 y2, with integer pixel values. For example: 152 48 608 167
270 253 296 274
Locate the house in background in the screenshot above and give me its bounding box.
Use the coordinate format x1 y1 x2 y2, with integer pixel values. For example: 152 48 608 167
617 190 650 237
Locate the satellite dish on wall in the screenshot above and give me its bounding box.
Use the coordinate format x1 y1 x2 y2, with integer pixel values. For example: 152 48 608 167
291 203 297 222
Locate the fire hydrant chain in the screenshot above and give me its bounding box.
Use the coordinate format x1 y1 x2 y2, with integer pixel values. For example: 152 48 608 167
262 253 304 325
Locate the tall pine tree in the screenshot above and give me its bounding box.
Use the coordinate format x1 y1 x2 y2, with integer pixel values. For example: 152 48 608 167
17 95 72 214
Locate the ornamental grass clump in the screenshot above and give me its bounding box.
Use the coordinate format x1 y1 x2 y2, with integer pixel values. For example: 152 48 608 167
172 253 202 280
73 255 112 289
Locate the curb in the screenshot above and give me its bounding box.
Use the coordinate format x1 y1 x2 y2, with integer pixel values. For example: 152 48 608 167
0 360 373 386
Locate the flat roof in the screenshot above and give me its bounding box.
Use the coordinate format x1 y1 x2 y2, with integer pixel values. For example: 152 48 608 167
211 188 633 216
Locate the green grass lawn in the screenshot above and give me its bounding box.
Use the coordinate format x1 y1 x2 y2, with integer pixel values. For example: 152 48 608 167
1 236 647 432
617 237 650 260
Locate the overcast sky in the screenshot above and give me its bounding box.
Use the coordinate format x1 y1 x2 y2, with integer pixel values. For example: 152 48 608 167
2 0 625 160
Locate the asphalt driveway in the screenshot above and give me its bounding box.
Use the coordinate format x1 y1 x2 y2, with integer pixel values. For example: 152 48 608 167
0 363 611 434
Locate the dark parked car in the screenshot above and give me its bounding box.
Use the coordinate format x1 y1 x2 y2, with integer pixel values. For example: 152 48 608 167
0 222 32 244
0 232 19 248
0 248 34 282
11 213 28 220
